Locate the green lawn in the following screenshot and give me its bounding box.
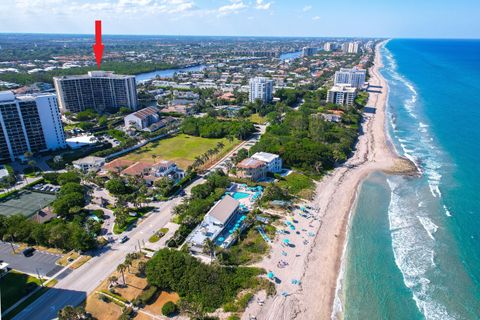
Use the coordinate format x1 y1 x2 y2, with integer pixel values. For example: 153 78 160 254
0 271 42 310
278 172 315 199
121 134 240 169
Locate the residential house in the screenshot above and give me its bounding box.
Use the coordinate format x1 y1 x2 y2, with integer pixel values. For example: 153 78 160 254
236 158 267 181
251 152 283 173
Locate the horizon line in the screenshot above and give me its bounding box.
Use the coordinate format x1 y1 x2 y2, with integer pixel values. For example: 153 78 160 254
0 32 479 41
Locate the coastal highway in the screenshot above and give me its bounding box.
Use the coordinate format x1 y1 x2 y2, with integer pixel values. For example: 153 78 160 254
12 198 180 320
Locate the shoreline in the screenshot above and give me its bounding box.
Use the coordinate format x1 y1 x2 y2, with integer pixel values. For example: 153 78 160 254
246 40 417 320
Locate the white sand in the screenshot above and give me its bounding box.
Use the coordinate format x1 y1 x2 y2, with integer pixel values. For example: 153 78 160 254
242 41 417 320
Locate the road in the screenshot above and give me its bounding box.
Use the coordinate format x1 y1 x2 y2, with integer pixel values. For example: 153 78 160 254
12 198 180 320
11 126 267 319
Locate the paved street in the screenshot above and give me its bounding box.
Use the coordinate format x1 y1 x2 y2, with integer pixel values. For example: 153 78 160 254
11 127 267 319
12 198 180 320
0 242 62 277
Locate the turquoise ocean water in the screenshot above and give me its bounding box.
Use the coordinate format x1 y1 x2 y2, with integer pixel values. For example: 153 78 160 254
340 40 480 320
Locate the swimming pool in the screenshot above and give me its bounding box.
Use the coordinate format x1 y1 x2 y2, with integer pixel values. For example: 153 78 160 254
215 214 247 246
232 192 250 200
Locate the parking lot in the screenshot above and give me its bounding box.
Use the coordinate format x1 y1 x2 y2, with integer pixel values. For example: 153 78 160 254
0 242 62 277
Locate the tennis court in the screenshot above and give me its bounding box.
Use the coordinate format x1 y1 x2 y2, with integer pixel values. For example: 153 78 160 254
0 190 56 217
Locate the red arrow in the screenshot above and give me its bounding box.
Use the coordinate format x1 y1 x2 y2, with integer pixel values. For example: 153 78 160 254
92 20 104 69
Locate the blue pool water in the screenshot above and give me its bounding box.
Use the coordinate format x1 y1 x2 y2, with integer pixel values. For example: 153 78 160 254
232 192 250 200
215 214 247 246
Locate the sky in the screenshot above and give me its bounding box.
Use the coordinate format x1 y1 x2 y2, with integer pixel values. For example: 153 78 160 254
0 0 479 38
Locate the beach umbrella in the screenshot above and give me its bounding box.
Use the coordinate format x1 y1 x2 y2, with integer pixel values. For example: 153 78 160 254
283 238 290 245
267 272 274 279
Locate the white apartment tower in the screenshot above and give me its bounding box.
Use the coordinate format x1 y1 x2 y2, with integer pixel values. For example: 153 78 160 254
342 42 360 54
0 91 66 161
249 77 274 104
323 42 332 51
334 67 367 89
327 85 357 106
53 71 138 114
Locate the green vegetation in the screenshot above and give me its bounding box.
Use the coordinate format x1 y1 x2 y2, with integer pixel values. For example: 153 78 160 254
113 207 153 234
162 301 178 316
52 177 86 219
248 113 267 124
0 271 42 310
122 134 239 170
168 171 229 247
148 228 169 243
146 249 264 313
218 224 276 266
181 116 256 140
133 285 158 306
250 98 363 177
0 214 97 251
277 172 315 199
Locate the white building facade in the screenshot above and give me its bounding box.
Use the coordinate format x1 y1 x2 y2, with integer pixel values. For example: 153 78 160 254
327 85 357 106
334 67 366 89
0 91 66 161
251 152 283 173
249 77 274 104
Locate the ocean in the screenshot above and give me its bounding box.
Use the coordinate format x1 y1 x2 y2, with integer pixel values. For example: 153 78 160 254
341 39 480 320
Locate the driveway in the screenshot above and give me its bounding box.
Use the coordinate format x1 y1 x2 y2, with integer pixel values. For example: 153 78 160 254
0 242 62 277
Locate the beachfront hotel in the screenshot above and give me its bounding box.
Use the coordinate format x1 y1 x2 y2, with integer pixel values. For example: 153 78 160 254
0 91 66 162
327 85 357 106
249 77 274 104
334 67 367 89
53 71 138 114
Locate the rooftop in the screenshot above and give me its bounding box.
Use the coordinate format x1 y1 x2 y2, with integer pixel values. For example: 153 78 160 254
54 71 135 81
128 106 159 120
207 195 240 225
329 85 357 93
237 158 266 169
73 156 105 165
251 152 279 163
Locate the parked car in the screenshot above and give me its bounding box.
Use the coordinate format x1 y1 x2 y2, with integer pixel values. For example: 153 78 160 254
22 247 35 257
119 236 129 243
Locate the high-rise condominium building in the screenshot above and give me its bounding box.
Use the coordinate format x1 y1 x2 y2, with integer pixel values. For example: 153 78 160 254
301 46 317 57
0 91 66 161
323 42 332 52
342 42 360 54
327 85 357 106
334 67 367 89
53 71 138 114
249 77 274 104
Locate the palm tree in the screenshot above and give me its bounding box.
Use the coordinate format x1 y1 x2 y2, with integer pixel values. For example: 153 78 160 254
117 263 127 285
108 275 118 287
124 255 133 273
216 142 225 149
203 238 216 262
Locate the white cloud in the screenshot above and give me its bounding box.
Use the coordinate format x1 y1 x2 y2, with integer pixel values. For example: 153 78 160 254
255 0 272 10
312 15 320 20
302 5 312 12
11 0 196 16
217 1 247 16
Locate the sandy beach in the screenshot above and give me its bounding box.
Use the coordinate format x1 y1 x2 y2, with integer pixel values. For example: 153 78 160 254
243 41 417 320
